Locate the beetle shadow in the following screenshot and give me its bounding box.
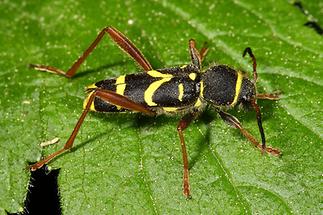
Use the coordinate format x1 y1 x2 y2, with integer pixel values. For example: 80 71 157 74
229 99 279 123
127 25 165 69
84 97 278 169
72 132 107 152
71 60 132 79
28 132 107 167
131 110 216 170
189 111 215 169
257 98 280 120
187 99 278 169
133 114 176 130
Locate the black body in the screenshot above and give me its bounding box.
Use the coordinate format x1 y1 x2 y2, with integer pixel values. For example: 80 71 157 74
86 64 256 113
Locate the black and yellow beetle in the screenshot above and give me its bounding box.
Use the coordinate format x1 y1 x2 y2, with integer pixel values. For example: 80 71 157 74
30 26 280 198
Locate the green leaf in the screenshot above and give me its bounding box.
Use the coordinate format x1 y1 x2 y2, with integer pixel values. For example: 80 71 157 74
1 0 322 214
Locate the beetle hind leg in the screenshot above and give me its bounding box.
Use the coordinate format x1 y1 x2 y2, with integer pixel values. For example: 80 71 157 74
30 26 153 78
29 88 156 171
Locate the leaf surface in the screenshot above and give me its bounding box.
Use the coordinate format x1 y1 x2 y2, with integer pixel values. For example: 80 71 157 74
0 0 322 214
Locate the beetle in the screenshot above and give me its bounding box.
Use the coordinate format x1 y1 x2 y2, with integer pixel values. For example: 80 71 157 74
29 26 280 198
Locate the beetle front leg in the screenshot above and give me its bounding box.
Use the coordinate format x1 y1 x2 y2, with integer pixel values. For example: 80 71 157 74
256 93 280 100
218 110 280 156
30 26 153 78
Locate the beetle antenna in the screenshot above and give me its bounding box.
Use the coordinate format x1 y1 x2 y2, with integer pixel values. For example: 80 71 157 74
250 99 266 151
243 47 257 85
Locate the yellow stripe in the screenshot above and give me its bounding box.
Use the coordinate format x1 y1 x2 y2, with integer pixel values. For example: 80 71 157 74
194 98 202 107
86 83 97 90
231 71 243 107
178 83 184 102
115 75 126 109
83 91 96 111
200 81 204 97
147 70 172 78
180 65 187 69
194 81 204 107
189 73 197 80
116 75 126 95
163 107 178 112
144 77 172 106
145 70 173 106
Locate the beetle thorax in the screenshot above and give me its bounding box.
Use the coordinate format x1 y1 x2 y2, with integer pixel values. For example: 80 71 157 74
202 65 241 106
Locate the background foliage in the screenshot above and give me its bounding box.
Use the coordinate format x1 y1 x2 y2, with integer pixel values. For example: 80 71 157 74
0 0 322 214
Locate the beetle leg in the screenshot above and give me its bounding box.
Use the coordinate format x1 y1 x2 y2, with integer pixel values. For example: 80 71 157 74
256 93 280 100
189 40 208 68
189 39 202 69
218 110 280 156
243 47 257 83
177 111 200 198
30 26 153 78
199 42 209 62
106 27 152 71
29 88 156 171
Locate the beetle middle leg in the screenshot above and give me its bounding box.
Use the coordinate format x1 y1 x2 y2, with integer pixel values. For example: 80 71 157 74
29 88 156 171
218 110 280 156
177 110 200 198
30 26 153 78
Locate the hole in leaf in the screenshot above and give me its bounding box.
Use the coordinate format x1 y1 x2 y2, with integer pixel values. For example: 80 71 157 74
293 1 323 35
10 166 61 215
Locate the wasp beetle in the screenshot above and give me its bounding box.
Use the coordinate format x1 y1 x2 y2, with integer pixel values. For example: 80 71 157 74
30 26 280 198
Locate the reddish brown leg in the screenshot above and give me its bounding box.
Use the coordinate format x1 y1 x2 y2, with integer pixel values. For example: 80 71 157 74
177 111 199 198
243 47 257 83
218 110 280 156
256 93 280 100
199 42 209 62
30 26 153 78
189 39 202 69
29 88 155 171
189 39 208 69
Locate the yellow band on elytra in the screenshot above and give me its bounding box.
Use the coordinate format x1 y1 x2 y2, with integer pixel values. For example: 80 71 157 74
178 83 184 102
